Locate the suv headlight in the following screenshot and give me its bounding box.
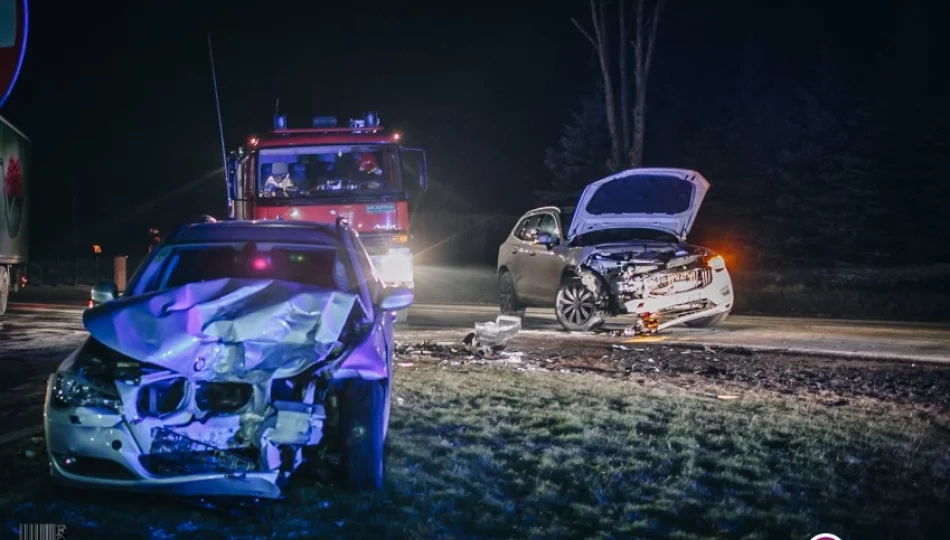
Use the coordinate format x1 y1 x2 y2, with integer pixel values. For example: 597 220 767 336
51 372 122 412
373 247 413 285
705 254 726 271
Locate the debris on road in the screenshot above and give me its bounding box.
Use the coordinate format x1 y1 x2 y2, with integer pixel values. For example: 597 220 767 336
462 316 522 357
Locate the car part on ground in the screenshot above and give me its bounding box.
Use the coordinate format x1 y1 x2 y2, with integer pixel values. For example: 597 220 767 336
463 315 522 356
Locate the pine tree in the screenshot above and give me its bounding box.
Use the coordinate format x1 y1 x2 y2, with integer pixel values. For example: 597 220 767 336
537 87 612 206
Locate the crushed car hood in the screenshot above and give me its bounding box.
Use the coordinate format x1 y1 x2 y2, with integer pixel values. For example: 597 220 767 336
82 278 362 381
567 168 710 241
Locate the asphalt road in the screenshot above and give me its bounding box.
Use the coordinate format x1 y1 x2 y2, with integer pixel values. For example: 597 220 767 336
1 300 948 444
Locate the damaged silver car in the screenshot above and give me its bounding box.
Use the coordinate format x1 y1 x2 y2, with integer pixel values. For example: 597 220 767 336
44 219 412 499
497 168 734 332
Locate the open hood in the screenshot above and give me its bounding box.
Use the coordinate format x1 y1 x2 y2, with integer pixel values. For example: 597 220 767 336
82 278 361 381
567 168 710 241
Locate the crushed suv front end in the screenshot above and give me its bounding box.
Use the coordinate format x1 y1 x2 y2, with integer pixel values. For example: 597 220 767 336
579 246 734 332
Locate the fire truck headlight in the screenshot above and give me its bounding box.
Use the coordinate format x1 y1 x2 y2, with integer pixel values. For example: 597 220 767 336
374 248 413 286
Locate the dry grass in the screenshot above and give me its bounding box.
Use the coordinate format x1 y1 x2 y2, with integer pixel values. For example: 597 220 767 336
2 363 949 539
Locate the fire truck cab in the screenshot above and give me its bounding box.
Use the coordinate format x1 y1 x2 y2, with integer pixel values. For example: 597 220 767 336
225 112 427 317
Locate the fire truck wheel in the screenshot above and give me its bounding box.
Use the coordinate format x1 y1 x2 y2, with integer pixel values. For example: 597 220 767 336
0 266 9 315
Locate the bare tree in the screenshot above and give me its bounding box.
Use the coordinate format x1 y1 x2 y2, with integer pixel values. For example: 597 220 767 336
572 0 667 170
573 1 622 171
630 0 666 167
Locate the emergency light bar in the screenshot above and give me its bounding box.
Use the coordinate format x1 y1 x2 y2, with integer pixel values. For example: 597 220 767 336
270 112 380 131
312 116 337 128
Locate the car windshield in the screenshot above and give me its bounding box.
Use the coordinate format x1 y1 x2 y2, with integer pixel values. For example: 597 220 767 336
257 144 401 199
135 242 355 295
570 227 680 246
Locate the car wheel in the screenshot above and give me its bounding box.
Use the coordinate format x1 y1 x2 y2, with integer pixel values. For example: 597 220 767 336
0 267 9 316
498 270 526 317
685 310 731 328
393 310 408 324
338 378 387 491
555 278 604 332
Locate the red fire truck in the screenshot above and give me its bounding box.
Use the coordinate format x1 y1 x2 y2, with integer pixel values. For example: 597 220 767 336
225 112 427 320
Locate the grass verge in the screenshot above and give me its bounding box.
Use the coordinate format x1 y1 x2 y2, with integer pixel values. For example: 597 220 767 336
2 363 949 539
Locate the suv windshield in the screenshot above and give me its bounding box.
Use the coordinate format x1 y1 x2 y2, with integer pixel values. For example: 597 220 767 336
135 242 355 295
258 144 401 199
570 228 680 247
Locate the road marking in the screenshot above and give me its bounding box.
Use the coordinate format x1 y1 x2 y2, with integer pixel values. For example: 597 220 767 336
0 425 43 446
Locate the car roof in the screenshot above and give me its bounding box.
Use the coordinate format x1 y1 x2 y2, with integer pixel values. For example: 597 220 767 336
166 220 344 246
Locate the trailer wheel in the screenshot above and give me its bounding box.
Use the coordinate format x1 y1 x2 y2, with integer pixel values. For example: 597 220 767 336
0 266 9 316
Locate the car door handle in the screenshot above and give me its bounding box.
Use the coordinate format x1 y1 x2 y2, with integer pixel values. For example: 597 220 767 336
511 248 518 254
528 251 536 256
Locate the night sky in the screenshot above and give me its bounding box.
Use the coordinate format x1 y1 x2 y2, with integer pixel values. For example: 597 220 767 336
0 0 943 257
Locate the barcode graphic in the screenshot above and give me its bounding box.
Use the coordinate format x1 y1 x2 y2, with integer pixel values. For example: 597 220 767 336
19 523 66 540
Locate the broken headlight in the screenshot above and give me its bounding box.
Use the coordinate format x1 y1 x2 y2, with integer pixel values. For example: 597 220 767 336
51 372 122 412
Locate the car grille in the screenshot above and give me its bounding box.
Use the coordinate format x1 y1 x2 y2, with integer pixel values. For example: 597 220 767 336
195 382 253 413
137 377 188 417
643 267 711 296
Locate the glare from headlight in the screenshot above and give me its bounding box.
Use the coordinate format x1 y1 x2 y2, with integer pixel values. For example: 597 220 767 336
374 248 413 285
51 372 122 412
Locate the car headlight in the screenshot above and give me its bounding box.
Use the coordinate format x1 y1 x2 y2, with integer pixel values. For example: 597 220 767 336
51 371 122 412
373 247 413 285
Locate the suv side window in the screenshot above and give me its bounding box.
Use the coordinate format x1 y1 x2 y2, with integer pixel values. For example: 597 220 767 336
536 213 557 238
515 215 542 242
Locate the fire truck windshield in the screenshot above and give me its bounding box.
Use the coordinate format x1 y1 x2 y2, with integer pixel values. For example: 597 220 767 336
257 144 401 200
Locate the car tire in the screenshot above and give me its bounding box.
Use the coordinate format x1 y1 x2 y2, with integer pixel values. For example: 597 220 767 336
338 378 387 491
554 277 604 332
685 310 731 328
498 270 526 318
0 266 9 316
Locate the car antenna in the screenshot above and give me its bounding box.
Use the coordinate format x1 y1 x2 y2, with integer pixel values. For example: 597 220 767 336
207 33 228 213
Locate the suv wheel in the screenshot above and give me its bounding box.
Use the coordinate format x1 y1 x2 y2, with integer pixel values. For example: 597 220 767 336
554 278 604 332
499 270 526 318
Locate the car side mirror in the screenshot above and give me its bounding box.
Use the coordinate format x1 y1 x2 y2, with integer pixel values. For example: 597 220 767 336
90 281 118 307
380 286 414 311
536 232 558 248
